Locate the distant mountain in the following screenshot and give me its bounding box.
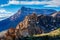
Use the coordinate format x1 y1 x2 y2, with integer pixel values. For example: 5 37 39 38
0 7 57 32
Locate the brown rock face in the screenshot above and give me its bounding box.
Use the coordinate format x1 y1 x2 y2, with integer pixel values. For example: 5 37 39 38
16 13 44 37
5 28 16 40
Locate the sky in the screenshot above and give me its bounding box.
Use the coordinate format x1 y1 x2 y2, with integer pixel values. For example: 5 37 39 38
0 0 60 21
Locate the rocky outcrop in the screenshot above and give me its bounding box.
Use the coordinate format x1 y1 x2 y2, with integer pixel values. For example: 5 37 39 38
15 13 44 37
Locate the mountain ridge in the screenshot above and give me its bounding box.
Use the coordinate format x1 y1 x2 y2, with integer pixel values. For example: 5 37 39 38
0 7 58 32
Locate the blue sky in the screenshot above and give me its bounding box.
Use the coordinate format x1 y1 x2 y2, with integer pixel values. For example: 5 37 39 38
0 0 60 21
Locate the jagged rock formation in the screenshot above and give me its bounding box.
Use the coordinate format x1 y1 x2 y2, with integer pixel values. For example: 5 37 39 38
16 13 44 37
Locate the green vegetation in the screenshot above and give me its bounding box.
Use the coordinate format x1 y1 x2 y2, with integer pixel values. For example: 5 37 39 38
19 28 60 40
33 28 60 37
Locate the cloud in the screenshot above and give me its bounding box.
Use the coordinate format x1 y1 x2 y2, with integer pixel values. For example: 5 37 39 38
0 0 20 7
0 13 13 21
44 0 60 7
0 9 14 21
0 4 9 7
44 5 59 7
19 0 60 7
0 9 12 13
9 1 20 4
0 9 6 13
0 0 60 7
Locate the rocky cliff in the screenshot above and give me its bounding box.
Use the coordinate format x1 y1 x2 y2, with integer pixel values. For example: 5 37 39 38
15 13 44 37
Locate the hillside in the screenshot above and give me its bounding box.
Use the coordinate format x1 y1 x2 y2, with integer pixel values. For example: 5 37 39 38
33 28 60 37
